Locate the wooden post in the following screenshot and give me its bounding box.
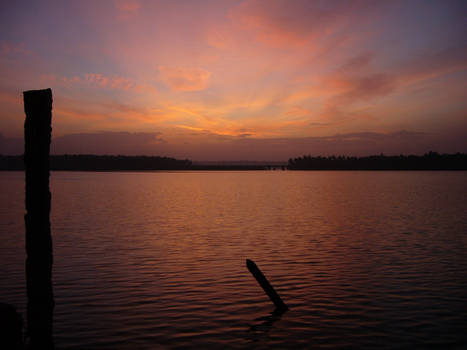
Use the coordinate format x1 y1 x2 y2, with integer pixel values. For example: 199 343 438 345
24 88 54 349
246 259 288 311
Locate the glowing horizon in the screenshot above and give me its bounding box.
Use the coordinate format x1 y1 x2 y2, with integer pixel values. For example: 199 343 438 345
0 0 466 160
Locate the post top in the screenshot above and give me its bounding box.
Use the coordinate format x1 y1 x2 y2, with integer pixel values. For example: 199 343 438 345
23 88 52 97
23 89 53 115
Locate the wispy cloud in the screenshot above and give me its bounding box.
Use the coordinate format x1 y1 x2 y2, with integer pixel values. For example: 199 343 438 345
40 72 154 93
399 45 467 85
115 0 141 13
115 0 141 20
159 66 211 92
229 0 385 48
0 40 32 57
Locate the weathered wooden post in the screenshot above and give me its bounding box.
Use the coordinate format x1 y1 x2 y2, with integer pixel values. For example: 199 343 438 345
24 88 54 349
246 259 288 311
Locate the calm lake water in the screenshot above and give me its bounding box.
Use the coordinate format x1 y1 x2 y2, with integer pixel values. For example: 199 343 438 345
1 171 467 349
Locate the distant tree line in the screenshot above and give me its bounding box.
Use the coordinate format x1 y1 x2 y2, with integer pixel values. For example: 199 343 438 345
1 152 466 171
288 152 467 170
0 154 192 171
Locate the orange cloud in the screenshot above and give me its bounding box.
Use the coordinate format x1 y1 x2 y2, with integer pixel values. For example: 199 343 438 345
159 66 211 92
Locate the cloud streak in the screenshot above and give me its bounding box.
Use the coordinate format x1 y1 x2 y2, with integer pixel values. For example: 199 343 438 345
40 72 153 92
159 66 211 92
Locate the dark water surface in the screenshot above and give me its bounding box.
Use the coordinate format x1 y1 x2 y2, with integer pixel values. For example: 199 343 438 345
1 171 467 349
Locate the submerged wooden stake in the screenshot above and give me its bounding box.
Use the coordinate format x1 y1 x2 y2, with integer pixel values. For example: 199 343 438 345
246 259 288 311
24 88 54 349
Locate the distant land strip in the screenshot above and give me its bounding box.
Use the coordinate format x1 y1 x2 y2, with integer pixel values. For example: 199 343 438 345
288 152 467 170
0 152 466 171
0 155 192 171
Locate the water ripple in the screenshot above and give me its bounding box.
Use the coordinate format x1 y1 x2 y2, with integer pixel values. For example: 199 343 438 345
1 171 467 349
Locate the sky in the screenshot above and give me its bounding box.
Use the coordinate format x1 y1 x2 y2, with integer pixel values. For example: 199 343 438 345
0 0 466 160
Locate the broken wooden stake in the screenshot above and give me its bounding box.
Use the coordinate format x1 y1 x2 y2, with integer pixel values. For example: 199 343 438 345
246 259 288 311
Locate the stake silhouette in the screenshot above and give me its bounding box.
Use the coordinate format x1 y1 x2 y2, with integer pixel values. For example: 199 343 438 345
246 259 288 311
24 88 54 349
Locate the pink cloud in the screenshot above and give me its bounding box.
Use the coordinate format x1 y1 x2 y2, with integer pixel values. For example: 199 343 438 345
280 45 467 128
115 0 141 12
0 41 32 57
84 73 134 90
398 45 467 85
327 73 395 103
115 0 141 19
229 0 382 48
159 66 211 92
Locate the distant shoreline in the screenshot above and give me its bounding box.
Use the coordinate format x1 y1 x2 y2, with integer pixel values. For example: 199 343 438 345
1 153 466 171
1 168 466 172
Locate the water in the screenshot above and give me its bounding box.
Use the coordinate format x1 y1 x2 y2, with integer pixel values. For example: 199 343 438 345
1 171 466 349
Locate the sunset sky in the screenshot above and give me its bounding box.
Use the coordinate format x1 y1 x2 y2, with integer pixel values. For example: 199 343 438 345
1 0 466 160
